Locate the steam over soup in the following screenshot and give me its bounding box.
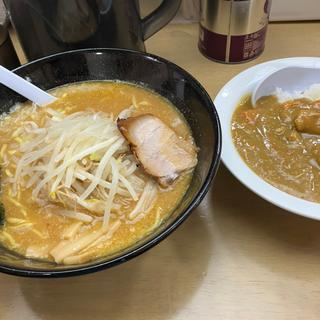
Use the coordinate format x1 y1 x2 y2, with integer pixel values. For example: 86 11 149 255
232 94 320 202
0 82 197 265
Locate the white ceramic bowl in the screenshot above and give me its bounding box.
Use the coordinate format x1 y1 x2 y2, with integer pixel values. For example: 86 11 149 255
214 57 320 220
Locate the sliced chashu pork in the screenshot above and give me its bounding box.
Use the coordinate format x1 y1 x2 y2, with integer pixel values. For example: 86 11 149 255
117 114 197 187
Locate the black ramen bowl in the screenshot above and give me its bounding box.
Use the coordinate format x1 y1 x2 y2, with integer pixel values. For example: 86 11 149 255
0 48 221 277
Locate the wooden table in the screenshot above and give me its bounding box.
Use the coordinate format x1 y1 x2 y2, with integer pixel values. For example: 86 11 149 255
2 22 320 320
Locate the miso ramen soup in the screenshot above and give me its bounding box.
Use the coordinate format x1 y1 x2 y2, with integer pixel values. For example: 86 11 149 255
0 82 197 265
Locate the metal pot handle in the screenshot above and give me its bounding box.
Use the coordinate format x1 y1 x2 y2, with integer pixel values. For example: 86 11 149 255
142 0 181 40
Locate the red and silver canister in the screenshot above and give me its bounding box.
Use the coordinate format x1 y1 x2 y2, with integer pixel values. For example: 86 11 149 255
199 0 272 63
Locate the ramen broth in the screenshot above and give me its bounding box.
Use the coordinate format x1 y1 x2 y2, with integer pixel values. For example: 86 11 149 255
0 82 195 264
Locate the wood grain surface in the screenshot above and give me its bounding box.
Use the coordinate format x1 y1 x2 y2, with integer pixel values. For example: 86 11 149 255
1 22 320 320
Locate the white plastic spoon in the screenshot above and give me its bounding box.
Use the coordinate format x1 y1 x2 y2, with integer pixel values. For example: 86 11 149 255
0 65 56 105
252 66 320 105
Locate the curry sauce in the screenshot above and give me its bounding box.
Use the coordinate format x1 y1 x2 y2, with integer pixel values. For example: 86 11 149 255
232 95 320 202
